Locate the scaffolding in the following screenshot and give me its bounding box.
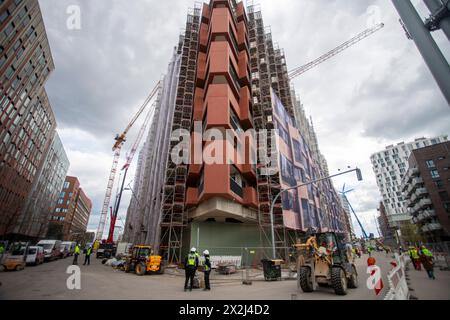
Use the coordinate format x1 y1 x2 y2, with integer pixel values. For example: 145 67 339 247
246 3 292 259
158 3 202 265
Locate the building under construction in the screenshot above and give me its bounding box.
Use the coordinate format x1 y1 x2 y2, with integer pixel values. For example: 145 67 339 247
124 0 349 263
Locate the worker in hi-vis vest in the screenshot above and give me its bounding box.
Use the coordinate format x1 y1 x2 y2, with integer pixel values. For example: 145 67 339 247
83 246 92 266
184 247 199 292
72 243 81 265
203 250 211 291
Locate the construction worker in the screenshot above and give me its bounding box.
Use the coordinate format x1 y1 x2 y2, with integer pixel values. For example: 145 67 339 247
184 247 199 292
367 246 373 257
419 246 435 280
72 243 81 265
410 247 421 271
83 246 92 266
203 250 211 291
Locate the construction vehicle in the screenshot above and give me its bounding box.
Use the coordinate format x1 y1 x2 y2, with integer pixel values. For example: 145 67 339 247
296 232 358 296
123 245 164 276
3 242 29 271
96 242 116 259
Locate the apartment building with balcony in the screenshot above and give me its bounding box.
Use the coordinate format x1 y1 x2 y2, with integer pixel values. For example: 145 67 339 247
401 141 450 242
370 136 448 229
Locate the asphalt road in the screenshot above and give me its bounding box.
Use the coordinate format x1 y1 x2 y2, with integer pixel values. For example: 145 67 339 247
0 252 394 300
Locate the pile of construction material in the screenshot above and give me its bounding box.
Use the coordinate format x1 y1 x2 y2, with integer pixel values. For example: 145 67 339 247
216 263 237 275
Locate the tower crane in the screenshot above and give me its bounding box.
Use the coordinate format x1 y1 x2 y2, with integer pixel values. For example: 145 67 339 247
106 102 157 244
96 81 161 242
288 23 385 80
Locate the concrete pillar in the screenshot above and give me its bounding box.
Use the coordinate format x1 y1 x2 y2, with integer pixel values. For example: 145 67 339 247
423 0 450 41
392 0 450 105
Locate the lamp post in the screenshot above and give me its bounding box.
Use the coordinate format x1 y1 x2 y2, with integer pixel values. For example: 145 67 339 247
269 167 363 259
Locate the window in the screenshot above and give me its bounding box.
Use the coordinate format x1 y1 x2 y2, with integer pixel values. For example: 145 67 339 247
229 62 240 91
430 170 440 179
230 107 243 133
434 180 444 189
63 181 70 189
230 166 243 197
439 191 450 202
0 54 6 68
4 22 15 37
0 10 9 24
444 203 450 214
426 160 435 168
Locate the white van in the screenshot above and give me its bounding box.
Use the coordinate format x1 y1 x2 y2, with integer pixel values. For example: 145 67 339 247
37 240 62 261
61 241 76 256
26 246 44 265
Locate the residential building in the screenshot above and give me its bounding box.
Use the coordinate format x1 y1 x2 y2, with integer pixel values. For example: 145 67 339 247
0 0 64 238
377 202 396 247
47 176 92 241
124 0 349 262
401 142 450 243
370 136 448 229
13 132 69 241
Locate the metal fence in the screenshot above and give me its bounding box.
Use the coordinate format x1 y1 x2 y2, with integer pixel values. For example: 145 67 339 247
195 247 296 269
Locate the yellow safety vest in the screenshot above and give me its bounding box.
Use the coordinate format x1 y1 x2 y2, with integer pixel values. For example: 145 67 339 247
411 249 419 259
187 254 196 266
204 257 210 271
75 246 80 254
422 248 433 257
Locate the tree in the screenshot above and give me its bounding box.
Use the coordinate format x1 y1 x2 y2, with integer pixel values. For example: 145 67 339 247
400 222 423 245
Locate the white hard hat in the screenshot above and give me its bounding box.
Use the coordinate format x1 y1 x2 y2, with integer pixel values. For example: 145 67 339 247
203 250 209 255
191 247 196 252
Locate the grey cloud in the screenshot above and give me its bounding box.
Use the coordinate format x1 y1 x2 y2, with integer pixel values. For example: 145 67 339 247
38 0 449 236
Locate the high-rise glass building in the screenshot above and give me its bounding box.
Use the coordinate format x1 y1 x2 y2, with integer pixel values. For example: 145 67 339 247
0 0 68 239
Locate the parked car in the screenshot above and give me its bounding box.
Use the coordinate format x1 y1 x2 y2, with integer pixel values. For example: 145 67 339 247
3 242 29 271
61 241 76 256
58 244 69 259
37 240 62 261
26 246 45 265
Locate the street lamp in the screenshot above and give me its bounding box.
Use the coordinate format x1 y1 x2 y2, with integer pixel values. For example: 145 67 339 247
269 167 363 259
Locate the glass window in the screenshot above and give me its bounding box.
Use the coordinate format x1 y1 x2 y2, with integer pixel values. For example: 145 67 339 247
426 160 435 168
430 170 440 179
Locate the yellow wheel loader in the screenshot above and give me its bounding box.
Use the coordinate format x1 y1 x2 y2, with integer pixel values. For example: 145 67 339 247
295 232 358 296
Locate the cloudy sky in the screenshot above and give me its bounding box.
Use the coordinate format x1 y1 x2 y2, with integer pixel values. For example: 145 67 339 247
38 0 450 238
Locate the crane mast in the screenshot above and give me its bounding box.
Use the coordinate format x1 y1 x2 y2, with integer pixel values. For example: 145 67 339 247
96 81 161 242
106 102 157 243
289 23 385 80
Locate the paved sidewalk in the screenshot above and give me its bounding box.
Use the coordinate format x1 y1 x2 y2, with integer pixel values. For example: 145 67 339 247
407 266 450 300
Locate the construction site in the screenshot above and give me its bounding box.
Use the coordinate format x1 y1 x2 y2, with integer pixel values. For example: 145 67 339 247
107 0 379 264
1 0 450 304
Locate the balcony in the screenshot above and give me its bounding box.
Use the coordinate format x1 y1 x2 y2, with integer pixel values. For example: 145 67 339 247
415 187 428 198
414 209 436 223
186 188 199 208
422 222 443 233
230 178 243 198
243 186 257 208
413 198 432 213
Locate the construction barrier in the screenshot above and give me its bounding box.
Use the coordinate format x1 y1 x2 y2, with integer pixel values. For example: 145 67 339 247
384 253 410 300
